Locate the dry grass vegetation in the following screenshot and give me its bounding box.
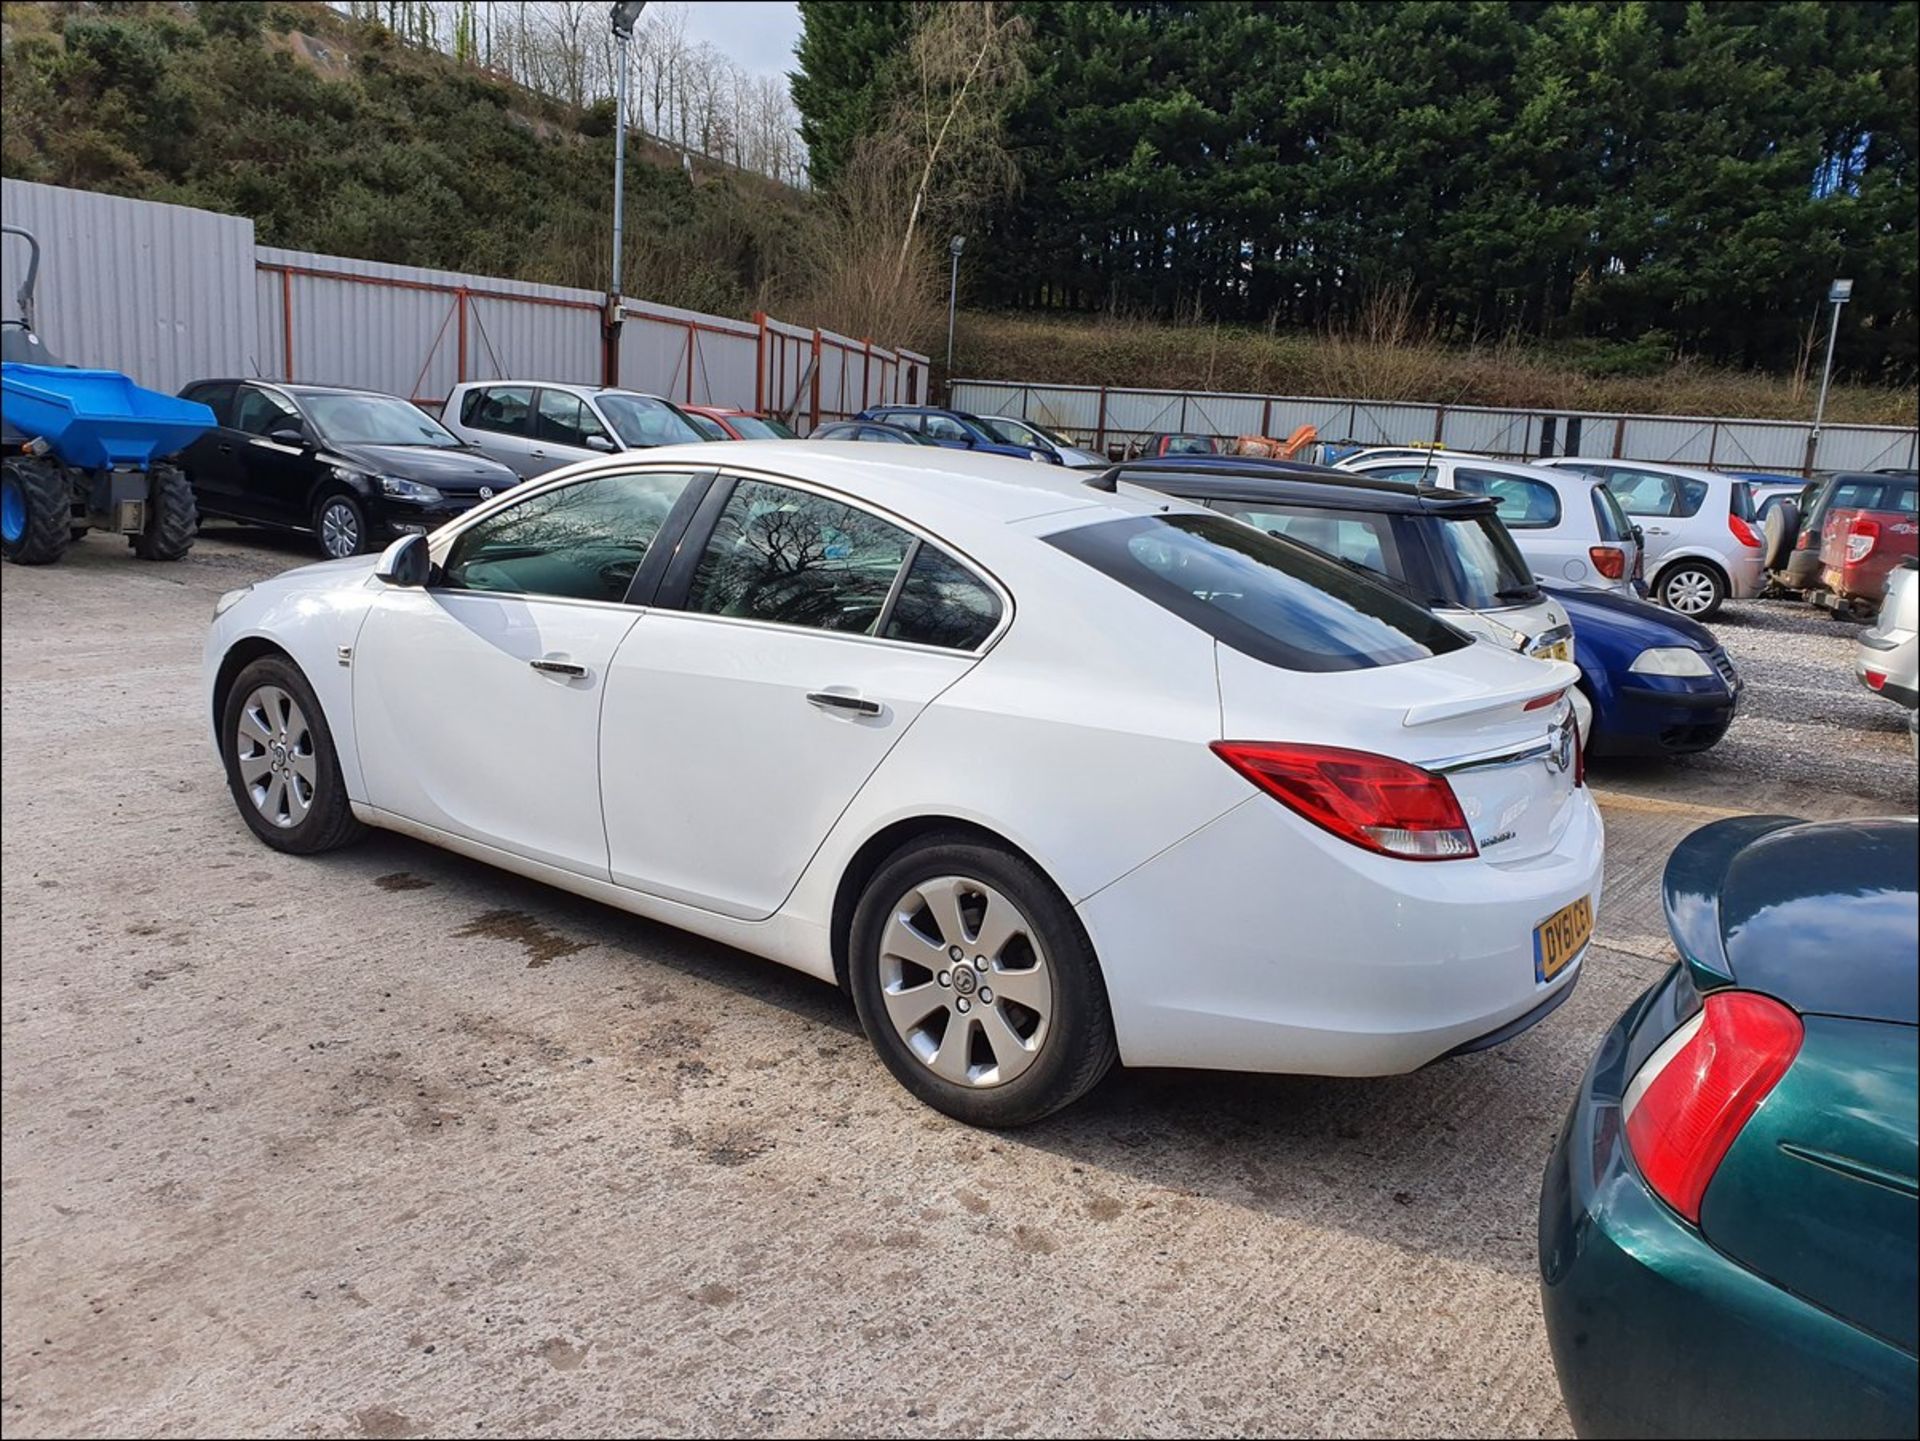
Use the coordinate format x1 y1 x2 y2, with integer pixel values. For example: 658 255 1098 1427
954 309 1919 425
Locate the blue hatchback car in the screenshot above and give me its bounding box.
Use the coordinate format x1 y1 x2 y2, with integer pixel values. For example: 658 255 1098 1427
1546 582 1741 757
855 406 1060 462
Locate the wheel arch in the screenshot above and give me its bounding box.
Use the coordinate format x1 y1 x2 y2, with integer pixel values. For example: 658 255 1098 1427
1653 548 1730 583
211 636 299 738
827 815 1076 994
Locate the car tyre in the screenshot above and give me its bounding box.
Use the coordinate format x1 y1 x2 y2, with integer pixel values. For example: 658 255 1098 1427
1 457 72 566
313 491 369 560
848 832 1116 1127
1761 500 1799 571
220 655 366 855
1654 560 1727 619
130 463 196 560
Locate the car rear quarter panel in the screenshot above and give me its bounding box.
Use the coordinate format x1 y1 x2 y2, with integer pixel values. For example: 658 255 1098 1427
1821 505 1920 600
1540 968 1918 1439
1700 1016 1919 1356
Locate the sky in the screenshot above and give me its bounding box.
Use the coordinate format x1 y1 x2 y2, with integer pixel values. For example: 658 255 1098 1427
680 1 803 84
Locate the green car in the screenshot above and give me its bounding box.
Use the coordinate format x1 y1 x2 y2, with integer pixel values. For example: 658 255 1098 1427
1540 815 1918 1438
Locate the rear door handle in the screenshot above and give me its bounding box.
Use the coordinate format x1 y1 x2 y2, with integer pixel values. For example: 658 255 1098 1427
530 657 587 678
807 690 881 716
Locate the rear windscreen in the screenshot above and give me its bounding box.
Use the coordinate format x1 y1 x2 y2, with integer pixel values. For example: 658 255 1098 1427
1591 484 1634 542
1046 513 1468 672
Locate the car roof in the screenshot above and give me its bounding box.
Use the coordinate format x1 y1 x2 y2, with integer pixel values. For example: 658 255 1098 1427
1545 456 1731 483
567 440 1197 538
1113 462 1497 516
191 380 402 400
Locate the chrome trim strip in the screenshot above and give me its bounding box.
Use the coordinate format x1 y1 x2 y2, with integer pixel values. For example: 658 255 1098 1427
1426 734 1556 775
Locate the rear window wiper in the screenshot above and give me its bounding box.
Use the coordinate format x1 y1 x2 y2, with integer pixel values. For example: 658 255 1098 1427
1494 585 1541 602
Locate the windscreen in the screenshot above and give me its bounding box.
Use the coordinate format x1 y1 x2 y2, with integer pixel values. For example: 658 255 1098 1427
304 393 458 446
727 414 795 440
1432 514 1540 609
1047 513 1467 672
601 394 708 446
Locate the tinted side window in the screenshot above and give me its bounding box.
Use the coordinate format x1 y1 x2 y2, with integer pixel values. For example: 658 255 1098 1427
1455 468 1563 529
463 386 532 436
440 471 697 602
534 390 607 447
686 479 912 634
923 415 969 442
233 385 301 437
183 381 237 427
883 545 1003 650
1046 514 1467 672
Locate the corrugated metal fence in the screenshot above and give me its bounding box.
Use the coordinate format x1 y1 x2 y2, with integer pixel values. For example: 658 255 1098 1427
951 381 1918 477
3 179 927 425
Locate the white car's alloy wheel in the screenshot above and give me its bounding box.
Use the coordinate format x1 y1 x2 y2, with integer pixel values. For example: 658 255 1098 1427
235 684 316 828
877 875 1053 1087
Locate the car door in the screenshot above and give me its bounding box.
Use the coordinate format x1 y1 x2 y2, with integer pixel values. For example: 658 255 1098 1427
526 388 612 475
600 475 1001 920
351 467 710 878
455 385 541 477
176 381 239 514
230 383 319 526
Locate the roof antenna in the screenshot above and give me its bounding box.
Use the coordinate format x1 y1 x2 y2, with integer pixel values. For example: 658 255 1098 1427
1085 465 1119 492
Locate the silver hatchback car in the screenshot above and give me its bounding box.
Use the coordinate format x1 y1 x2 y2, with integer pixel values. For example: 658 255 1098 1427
441 381 708 479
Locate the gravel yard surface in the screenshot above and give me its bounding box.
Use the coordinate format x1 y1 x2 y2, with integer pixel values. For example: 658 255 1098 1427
2 531 1912 1439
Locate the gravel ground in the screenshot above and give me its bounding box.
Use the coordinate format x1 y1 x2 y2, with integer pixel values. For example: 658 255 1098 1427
0 532 1912 1439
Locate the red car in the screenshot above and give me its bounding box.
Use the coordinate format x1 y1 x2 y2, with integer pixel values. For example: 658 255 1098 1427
681 405 797 441
1815 472 1919 618
1130 432 1224 458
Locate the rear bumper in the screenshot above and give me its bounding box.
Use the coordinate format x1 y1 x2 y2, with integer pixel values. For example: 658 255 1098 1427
1076 787 1604 1075
1727 549 1765 599
1540 972 1917 1439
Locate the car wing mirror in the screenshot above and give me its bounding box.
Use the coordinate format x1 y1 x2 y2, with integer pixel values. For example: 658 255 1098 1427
374 533 431 587
268 426 309 447
585 433 616 452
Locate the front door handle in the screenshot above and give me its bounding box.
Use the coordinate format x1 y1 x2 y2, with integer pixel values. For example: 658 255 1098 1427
807 690 881 716
530 657 587 678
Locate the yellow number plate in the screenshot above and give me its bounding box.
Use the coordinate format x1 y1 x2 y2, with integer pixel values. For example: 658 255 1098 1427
1541 639 1572 662
1534 895 1593 983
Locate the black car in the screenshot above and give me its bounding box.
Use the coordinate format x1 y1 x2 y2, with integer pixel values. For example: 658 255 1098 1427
1100 454 1561 623
177 380 523 558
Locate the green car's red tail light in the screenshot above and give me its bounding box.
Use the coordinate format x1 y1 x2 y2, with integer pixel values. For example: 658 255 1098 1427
1623 991 1803 1223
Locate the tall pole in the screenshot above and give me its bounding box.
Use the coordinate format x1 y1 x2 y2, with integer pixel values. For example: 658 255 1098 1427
611 28 630 304
1808 278 1853 476
945 235 965 396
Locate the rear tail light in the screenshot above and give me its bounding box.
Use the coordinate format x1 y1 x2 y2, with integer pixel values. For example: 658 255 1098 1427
1623 991 1802 1223
1210 741 1478 861
1847 517 1881 564
1589 545 1627 580
1727 513 1762 549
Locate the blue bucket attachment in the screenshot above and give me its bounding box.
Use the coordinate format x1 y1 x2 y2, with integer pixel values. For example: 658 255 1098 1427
0 363 216 470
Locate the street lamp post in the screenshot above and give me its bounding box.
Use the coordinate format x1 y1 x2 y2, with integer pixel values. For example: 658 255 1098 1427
946 235 965 393
1808 277 1853 475
609 2 647 311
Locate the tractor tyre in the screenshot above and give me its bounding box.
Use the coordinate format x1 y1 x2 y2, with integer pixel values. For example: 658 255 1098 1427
1 457 73 566
131 463 197 561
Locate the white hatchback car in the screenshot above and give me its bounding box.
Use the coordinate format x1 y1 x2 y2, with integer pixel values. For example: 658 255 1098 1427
1337 454 1642 596
205 443 1603 1125
1538 458 1764 619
